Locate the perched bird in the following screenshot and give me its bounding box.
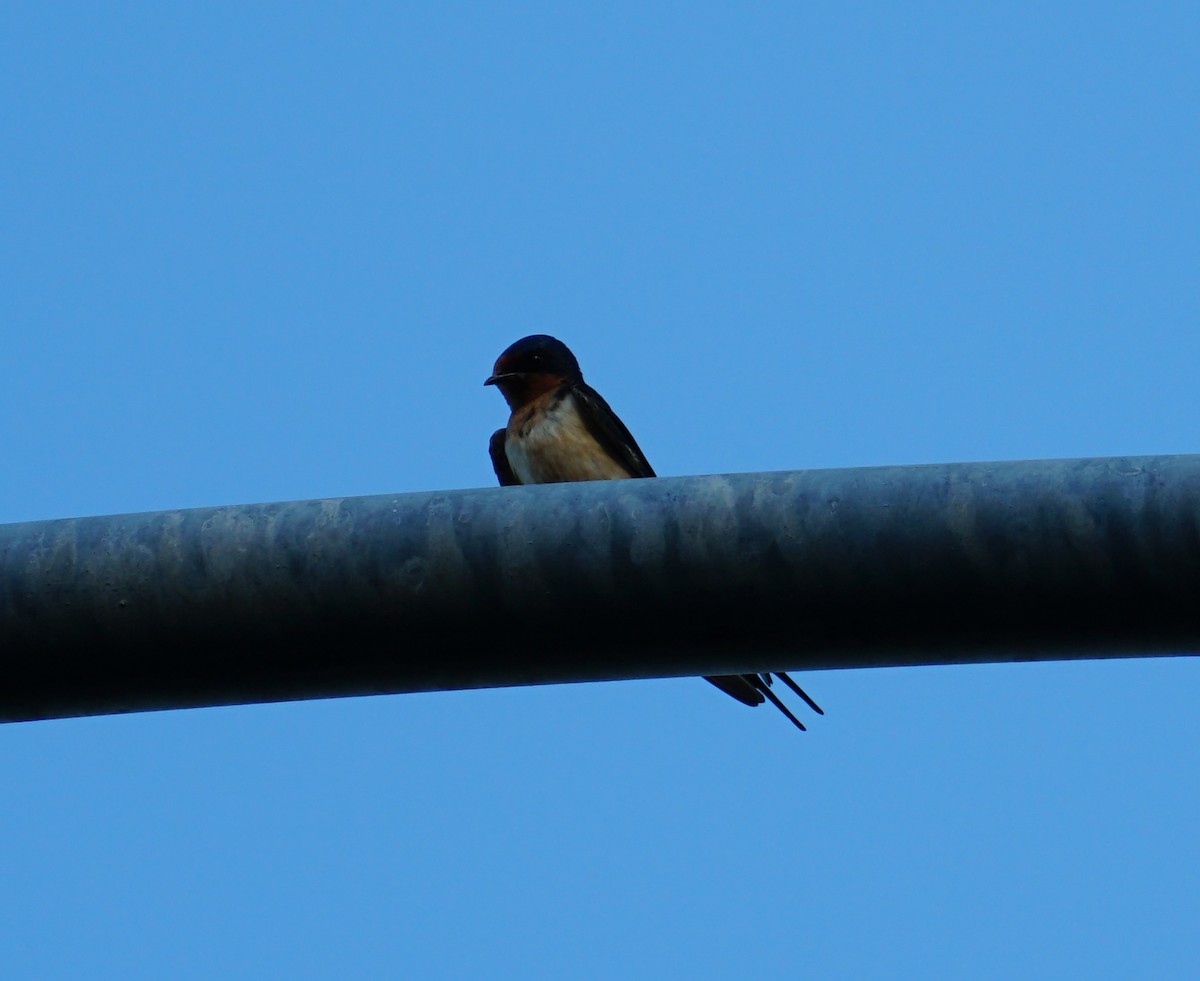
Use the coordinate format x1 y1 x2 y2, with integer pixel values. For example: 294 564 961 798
485 333 823 731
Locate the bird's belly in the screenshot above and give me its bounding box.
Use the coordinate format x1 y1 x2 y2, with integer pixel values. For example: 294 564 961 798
506 405 633 484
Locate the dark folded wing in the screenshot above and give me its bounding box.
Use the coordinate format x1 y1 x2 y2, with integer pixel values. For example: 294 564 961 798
489 428 520 486
705 674 766 707
571 381 657 479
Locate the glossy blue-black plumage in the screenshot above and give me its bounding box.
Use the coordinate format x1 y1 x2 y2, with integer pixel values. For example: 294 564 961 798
486 335 822 732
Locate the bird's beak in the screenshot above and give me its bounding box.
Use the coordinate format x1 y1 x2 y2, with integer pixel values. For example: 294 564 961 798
484 372 517 386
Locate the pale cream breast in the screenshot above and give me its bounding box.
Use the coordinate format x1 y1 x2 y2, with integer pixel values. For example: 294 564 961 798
506 389 634 484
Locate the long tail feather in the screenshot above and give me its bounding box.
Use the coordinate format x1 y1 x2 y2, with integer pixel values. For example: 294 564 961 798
776 672 824 715
751 676 807 732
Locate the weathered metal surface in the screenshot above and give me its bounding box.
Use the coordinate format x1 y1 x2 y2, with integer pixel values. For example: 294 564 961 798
1 455 1197 722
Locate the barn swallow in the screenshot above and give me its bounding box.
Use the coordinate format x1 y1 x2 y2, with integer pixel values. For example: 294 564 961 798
485 334 823 732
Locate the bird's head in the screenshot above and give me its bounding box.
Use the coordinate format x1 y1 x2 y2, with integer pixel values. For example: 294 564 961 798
485 334 582 410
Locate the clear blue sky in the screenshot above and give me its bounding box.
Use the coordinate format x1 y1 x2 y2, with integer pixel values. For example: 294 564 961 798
2 4 1198 978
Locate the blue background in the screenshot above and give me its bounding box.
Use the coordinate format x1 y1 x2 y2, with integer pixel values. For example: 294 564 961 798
2 4 1198 978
